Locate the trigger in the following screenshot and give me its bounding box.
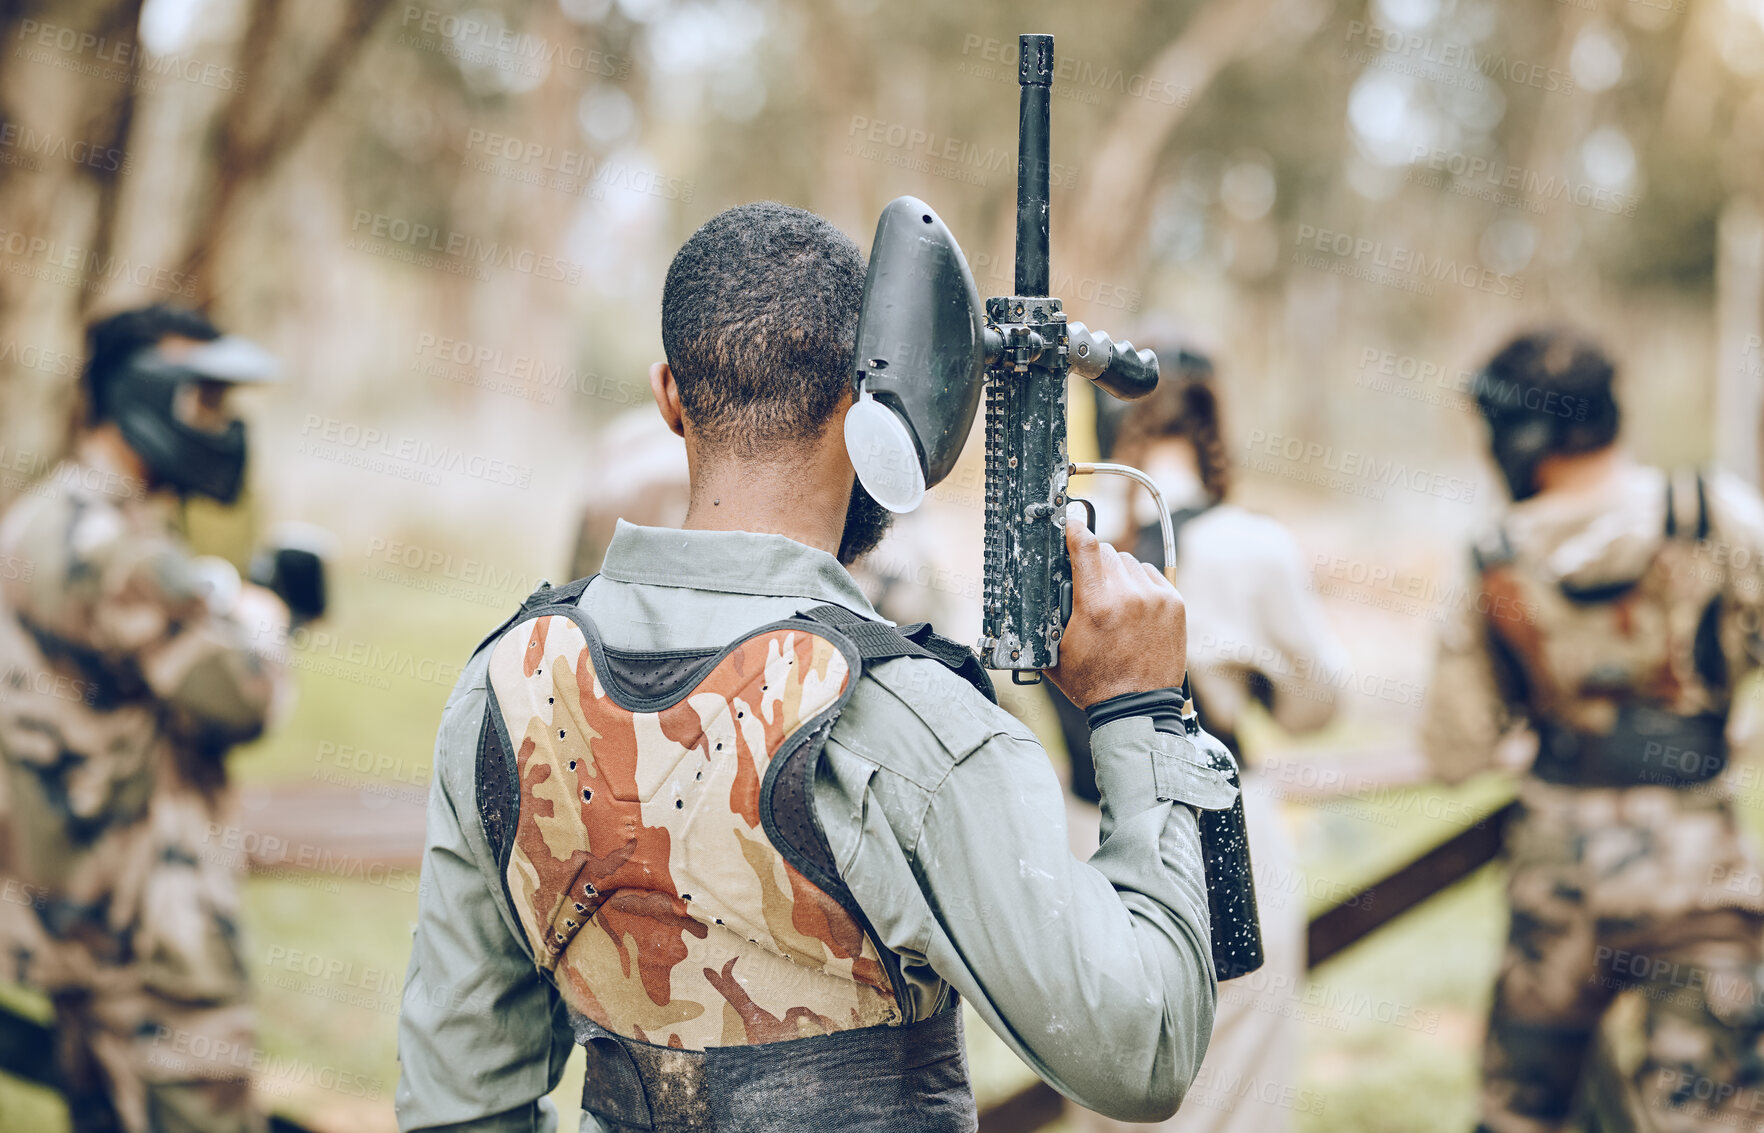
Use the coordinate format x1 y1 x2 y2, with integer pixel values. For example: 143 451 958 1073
1071 496 1097 533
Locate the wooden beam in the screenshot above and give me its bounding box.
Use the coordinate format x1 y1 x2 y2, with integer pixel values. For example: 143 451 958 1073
1307 800 1519 969
977 1081 1063 1133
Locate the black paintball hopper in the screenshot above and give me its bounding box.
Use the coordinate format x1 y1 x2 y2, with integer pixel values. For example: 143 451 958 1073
844 197 986 513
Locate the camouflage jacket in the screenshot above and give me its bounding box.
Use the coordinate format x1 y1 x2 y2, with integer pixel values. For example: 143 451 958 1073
397 521 1232 1132
1423 462 1764 783
0 444 287 891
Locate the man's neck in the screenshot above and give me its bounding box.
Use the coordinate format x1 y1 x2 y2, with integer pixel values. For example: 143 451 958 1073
1533 445 1630 498
77 425 152 487
682 459 850 556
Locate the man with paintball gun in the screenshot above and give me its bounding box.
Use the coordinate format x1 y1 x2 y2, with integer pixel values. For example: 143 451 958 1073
398 33 1254 1132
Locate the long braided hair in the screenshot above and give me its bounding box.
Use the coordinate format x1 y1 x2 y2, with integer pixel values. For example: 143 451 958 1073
1100 345 1230 503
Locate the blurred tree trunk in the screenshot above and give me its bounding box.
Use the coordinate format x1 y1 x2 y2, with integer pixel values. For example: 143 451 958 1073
1716 199 1764 485
175 0 397 306
1044 0 1275 455
1054 0 1278 326
0 0 143 506
0 0 396 509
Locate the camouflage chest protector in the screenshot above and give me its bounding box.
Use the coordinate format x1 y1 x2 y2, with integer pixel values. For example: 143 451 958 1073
473 578 992 1132
1479 470 1748 788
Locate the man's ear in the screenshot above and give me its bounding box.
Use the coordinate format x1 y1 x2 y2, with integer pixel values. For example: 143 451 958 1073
650 361 685 438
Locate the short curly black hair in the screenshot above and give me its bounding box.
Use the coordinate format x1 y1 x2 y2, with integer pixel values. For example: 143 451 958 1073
83 303 219 424
660 202 864 452
1477 327 1619 453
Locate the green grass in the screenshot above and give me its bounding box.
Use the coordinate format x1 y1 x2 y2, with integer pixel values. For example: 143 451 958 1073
1296 865 1502 1132
229 560 501 790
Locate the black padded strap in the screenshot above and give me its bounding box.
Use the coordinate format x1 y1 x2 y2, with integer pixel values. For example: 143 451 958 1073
1664 468 1711 544
476 702 516 870
1471 524 1515 573
471 575 597 660
796 604 996 704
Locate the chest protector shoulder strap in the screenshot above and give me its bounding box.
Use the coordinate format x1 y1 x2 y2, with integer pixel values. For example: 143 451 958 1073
473 578 990 1053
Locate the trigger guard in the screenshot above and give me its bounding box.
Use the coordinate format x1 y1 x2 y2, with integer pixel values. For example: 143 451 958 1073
1070 496 1097 533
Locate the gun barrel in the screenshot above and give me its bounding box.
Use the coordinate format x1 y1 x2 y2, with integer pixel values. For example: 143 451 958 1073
1014 34 1053 296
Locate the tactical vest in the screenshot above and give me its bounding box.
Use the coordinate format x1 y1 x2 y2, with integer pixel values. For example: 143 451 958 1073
472 578 994 1132
1477 470 1746 788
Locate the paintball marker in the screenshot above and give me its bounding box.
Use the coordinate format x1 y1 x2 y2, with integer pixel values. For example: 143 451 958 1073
844 32 1263 979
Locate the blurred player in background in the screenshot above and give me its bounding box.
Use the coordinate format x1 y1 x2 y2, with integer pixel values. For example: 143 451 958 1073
1056 344 1348 1133
1423 328 1764 1132
566 409 690 582
0 305 299 1133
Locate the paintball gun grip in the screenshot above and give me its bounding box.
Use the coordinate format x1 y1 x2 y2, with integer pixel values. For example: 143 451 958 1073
1067 322 1158 401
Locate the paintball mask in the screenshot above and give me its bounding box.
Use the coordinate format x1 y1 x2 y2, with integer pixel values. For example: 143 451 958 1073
109 335 282 504
1473 383 1557 502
